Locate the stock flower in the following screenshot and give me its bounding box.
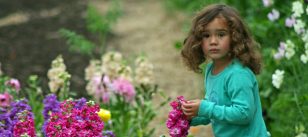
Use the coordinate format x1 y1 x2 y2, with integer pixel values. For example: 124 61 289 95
112 77 136 102
42 94 60 136
294 19 305 34
285 40 295 59
45 99 104 137
97 108 111 122
85 60 101 81
86 75 111 103
285 16 296 27
267 9 280 21
103 131 116 137
13 110 36 137
134 57 154 85
262 0 272 7
274 42 286 60
166 96 190 137
0 92 13 107
292 1 304 17
272 69 285 89
47 55 71 93
118 65 133 82
101 51 123 80
5 78 21 92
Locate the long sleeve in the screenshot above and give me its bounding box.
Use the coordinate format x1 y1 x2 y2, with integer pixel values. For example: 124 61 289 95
198 71 256 125
190 116 211 126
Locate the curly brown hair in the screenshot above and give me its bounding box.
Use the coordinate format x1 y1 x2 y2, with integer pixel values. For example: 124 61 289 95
181 4 262 74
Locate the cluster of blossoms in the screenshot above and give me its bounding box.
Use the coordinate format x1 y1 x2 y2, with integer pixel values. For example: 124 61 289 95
270 1 308 90
166 96 190 137
44 97 104 137
85 51 154 104
271 69 285 89
0 99 36 137
134 57 154 85
47 55 71 93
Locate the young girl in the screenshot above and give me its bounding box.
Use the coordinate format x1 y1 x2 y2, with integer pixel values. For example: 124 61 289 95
181 4 269 137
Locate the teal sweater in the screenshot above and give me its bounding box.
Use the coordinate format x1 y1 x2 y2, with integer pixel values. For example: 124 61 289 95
190 59 268 137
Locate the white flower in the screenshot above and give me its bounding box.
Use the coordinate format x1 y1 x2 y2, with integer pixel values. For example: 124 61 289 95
134 57 154 85
285 40 295 60
306 5 308 15
85 60 101 81
301 54 308 64
262 0 272 7
292 1 304 17
101 51 123 79
302 30 308 43
294 19 305 34
295 133 308 137
118 65 133 82
47 55 71 92
272 69 285 89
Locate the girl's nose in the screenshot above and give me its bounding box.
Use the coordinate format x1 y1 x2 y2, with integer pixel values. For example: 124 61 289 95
210 36 218 45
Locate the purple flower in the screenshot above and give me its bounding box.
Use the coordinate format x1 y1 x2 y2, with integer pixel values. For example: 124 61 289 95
42 94 60 120
274 42 286 60
42 94 60 136
285 16 296 27
74 97 87 110
10 99 33 121
103 130 116 137
268 9 280 21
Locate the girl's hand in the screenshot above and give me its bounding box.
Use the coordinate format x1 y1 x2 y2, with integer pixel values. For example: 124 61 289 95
181 99 201 120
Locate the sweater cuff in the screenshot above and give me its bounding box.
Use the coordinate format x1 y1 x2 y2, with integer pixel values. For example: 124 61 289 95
198 100 215 118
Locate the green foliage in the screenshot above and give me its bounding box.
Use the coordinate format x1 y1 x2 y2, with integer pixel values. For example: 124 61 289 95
60 0 122 57
102 84 169 137
59 29 95 56
24 75 44 134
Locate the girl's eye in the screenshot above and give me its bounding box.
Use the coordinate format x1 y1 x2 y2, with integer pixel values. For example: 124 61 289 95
202 33 210 38
217 32 226 37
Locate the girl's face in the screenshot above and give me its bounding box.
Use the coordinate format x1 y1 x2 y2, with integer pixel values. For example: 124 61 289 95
201 17 231 62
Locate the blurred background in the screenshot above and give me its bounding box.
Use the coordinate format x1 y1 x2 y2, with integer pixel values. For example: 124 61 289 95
0 0 307 137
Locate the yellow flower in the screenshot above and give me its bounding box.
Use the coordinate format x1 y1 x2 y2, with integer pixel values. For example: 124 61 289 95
97 109 111 122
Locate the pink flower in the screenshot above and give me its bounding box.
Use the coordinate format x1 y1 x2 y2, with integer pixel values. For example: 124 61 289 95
0 92 13 107
112 77 136 102
5 78 21 92
166 96 190 137
285 16 296 27
267 9 280 21
274 42 286 60
262 0 273 7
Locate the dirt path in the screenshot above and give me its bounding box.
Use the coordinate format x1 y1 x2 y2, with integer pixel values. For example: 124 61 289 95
92 0 214 136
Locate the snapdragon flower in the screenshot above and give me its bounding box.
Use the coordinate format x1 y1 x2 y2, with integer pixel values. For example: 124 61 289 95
272 69 285 89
